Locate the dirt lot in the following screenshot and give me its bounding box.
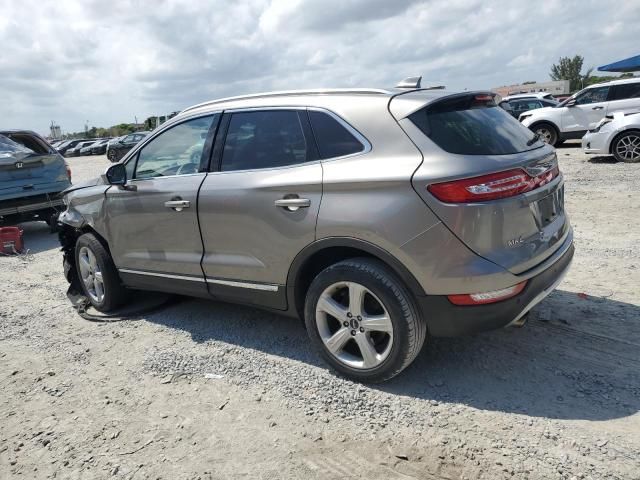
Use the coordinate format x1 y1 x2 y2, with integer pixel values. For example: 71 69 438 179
1 146 639 480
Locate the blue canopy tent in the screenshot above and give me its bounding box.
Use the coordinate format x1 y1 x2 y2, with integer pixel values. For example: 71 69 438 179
598 55 640 73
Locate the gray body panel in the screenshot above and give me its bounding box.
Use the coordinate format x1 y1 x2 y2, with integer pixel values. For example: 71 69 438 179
199 162 322 286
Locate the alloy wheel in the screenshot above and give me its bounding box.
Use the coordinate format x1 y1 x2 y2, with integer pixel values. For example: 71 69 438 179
315 281 394 370
615 134 640 161
78 246 105 303
535 126 554 144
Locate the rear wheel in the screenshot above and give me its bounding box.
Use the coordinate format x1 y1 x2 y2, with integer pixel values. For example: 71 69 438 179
304 258 426 383
532 123 559 146
75 233 127 312
612 130 640 163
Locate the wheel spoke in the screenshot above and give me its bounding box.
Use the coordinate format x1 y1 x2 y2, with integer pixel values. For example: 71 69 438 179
78 255 91 277
83 274 94 290
317 294 348 322
360 314 393 333
94 278 104 300
348 282 367 317
88 250 97 269
325 327 351 355
355 334 379 368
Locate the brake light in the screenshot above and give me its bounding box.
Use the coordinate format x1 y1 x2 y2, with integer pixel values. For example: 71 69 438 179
428 166 559 203
65 164 72 182
447 281 527 306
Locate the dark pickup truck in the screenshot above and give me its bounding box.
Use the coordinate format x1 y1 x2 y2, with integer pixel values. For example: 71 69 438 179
0 130 72 226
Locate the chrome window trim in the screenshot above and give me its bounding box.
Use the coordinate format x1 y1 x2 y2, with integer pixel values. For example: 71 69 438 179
128 172 206 183
119 268 280 292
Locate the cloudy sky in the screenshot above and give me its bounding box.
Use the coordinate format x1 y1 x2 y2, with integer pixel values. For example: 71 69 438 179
1 0 638 135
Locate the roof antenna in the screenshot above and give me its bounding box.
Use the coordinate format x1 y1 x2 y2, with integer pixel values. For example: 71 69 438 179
396 76 422 89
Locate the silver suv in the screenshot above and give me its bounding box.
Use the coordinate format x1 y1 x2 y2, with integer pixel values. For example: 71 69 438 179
58 82 574 382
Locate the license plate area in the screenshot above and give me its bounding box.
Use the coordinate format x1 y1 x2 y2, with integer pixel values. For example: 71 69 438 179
532 184 564 228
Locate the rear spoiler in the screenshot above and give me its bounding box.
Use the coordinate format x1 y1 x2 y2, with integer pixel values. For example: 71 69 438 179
388 90 497 120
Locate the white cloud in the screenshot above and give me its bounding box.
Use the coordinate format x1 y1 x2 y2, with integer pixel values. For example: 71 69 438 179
0 0 638 134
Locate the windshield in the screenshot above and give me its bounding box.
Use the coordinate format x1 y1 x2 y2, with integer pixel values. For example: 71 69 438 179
409 94 543 155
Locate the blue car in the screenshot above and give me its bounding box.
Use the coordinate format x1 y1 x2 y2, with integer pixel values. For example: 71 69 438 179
0 130 72 226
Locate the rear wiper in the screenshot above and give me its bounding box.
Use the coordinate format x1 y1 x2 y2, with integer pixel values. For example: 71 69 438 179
526 133 540 146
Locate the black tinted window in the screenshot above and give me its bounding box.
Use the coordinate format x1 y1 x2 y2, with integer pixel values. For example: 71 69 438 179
409 95 541 155
308 110 364 159
611 82 640 101
221 111 311 171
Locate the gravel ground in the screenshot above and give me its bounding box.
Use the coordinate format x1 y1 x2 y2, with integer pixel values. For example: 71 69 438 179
1 146 639 480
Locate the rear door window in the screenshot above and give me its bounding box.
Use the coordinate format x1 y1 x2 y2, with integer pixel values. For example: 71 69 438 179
610 82 640 101
221 110 314 171
308 110 364 159
409 94 541 155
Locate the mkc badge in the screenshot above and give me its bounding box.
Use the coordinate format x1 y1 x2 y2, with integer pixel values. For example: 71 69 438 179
14 161 24 169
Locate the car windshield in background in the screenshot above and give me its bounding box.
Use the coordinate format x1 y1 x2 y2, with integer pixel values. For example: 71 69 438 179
409 94 541 155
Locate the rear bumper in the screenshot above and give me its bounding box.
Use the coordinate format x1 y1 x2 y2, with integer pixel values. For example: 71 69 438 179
419 240 574 337
0 193 65 217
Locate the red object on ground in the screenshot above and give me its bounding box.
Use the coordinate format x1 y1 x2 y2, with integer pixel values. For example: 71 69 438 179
0 227 24 254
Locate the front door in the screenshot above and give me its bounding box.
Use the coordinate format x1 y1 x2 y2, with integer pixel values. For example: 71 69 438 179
198 109 322 309
104 114 219 294
562 85 611 132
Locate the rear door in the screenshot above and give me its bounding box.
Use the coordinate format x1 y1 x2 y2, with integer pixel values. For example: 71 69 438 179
0 133 70 201
198 109 322 309
104 114 219 293
562 85 610 132
396 93 569 274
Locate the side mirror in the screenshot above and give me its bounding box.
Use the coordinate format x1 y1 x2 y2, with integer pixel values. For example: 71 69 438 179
566 99 577 107
105 163 126 185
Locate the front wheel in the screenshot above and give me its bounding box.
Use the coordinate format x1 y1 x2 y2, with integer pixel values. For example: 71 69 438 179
532 123 559 147
75 233 127 312
304 258 427 383
612 131 640 163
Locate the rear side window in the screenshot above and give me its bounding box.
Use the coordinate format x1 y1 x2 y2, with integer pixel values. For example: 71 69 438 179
409 94 540 155
308 110 364 159
611 82 640 101
221 110 313 171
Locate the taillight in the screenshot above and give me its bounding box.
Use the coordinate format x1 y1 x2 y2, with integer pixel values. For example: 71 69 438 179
447 281 527 306
65 164 72 182
428 166 559 203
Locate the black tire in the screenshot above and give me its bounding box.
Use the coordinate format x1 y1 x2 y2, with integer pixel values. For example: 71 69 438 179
532 122 559 147
304 258 427 383
74 233 127 312
611 130 640 163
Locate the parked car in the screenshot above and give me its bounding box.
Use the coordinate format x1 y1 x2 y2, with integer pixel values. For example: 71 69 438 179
79 141 101 156
56 139 83 156
107 132 149 162
66 140 98 157
500 97 558 119
58 85 573 383
0 130 71 226
89 138 112 155
582 111 640 162
520 77 640 146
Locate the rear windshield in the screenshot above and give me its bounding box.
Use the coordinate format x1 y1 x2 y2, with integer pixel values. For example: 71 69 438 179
409 94 542 155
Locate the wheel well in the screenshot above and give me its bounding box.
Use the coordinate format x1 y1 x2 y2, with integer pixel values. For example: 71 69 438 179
290 244 423 319
59 223 111 256
609 129 640 154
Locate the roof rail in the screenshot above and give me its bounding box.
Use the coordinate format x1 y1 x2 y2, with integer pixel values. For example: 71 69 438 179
180 88 391 114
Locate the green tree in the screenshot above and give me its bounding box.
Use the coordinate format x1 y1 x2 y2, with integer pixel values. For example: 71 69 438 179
550 55 593 92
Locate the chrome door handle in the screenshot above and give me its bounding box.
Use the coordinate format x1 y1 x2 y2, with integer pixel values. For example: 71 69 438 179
164 200 191 211
274 198 311 211
592 106 604 110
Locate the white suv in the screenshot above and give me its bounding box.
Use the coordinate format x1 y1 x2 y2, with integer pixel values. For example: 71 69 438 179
520 78 640 146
